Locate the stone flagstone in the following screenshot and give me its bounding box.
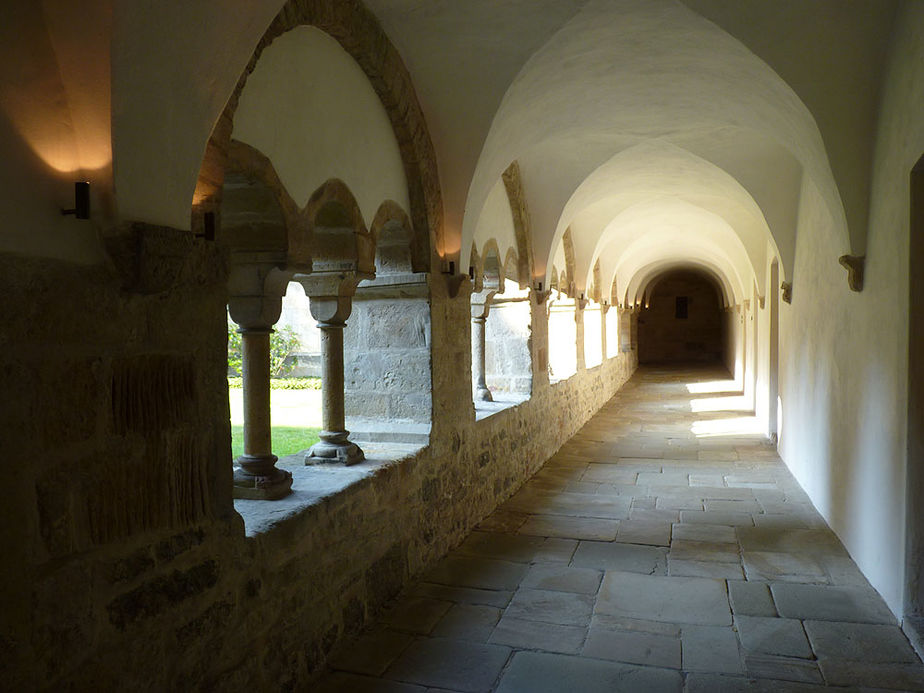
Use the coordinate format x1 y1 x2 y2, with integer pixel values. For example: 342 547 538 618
314 367 921 691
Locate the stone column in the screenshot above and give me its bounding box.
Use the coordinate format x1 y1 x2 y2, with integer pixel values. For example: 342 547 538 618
229 295 293 500
471 291 496 402
306 295 364 464
296 271 370 466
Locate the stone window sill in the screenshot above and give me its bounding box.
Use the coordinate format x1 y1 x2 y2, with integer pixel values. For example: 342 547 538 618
234 441 428 536
474 392 530 421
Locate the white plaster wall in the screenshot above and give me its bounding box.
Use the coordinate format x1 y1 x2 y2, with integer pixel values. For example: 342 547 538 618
779 3 924 615
112 1 282 230
233 26 409 224
548 299 577 381
0 0 110 263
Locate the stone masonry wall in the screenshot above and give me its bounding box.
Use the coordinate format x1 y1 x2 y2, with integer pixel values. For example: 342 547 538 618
2 245 636 690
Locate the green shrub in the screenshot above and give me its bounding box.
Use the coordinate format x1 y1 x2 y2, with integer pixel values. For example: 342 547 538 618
227 376 322 390
227 322 302 377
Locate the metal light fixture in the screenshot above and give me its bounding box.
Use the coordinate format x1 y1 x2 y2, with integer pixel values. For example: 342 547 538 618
61 181 90 219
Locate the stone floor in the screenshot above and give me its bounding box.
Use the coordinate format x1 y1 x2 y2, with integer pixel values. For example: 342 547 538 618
316 366 924 692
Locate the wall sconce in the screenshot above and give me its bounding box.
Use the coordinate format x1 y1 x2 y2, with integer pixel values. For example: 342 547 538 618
61 181 90 219
441 260 456 275
534 280 543 292
468 265 475 280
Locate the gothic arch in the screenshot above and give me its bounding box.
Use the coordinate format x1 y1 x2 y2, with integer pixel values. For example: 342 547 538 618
501 161 534 288
191 0 441 270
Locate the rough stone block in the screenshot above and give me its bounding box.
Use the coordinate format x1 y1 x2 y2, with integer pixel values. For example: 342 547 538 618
727 581 777 617
495 651 682 693
770 583 895 624
572 541 667 574
504 588 595 627
583 627 681 668
384 638 511 692
595 571 732 625
735 616 812 658
489 615 586 654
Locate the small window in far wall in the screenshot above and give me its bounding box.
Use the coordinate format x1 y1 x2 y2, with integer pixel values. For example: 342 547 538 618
676 296 689 319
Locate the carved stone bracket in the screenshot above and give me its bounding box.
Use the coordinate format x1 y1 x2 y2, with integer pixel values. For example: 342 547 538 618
839 254 865 292
445 272 468 298
780 282 792 304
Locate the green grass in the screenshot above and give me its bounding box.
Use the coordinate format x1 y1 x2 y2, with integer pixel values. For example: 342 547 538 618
231 426 321 459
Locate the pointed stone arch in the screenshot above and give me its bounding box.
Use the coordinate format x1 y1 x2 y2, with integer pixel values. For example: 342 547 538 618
191 0 441 268
302 178 373 275
501 161 534 288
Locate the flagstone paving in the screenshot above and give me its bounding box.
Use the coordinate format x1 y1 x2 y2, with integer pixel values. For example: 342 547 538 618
316 366 924 692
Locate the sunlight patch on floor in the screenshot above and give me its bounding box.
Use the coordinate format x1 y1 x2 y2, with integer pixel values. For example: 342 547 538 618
691 414 764 437
689 394 752 413
685 379 739 395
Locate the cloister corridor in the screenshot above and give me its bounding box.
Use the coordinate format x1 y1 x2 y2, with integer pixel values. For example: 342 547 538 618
317 366 924 693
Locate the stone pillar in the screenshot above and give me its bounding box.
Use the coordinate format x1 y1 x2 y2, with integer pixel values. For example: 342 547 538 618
229 295 293 500
471 291 496 402
297 272 370 466
306 295 364 464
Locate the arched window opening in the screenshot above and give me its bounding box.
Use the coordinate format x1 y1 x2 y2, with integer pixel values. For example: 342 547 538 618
483 254 532 407
548 291 578 382
344 211 432 446
227 283 322 469
583 299 603 369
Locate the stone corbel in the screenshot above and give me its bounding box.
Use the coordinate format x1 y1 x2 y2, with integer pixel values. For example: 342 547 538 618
838 255 865 292
470 289 497 320
576 296 589 311
780 282 792 304
445 273 468 298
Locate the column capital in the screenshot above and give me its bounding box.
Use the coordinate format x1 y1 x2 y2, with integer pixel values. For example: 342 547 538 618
470 289 497 319
228 294 282 331
294 269 372 300
308 295 354 325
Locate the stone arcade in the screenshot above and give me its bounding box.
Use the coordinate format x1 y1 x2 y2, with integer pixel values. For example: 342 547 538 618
2 0 924 689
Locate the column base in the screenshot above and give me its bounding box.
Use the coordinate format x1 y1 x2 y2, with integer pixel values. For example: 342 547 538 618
474 386 494 402
232 457 293 500
306 430 365 466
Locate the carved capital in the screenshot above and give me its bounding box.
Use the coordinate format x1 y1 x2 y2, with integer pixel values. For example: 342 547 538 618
308 295 354 325
838 255 865 292
470 289 497 318
780 281 792 304
295 269 371 299
228 295 282 330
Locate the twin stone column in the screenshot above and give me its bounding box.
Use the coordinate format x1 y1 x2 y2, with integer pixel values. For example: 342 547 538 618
228 270 369 501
